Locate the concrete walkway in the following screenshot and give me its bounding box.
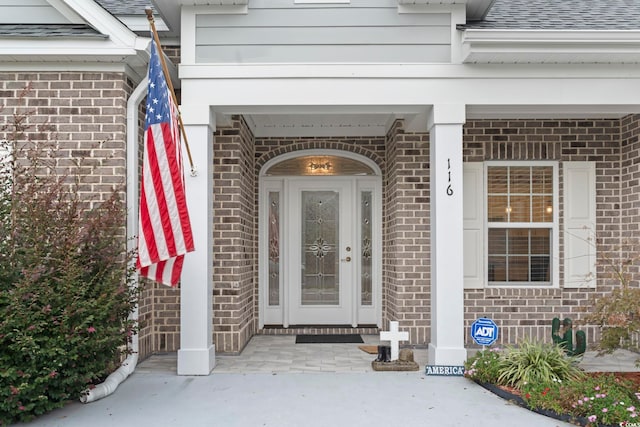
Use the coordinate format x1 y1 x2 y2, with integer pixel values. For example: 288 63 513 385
20 336 640 427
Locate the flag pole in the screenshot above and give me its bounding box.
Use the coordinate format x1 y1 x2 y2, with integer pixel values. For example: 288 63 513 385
145 9 197 177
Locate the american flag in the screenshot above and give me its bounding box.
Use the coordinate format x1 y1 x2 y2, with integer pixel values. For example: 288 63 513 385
137 35 194 287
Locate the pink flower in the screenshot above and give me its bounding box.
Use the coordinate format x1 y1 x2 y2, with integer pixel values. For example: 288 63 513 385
87 326 96 333
49 370 57 378
18 405 25 411
628 406 636 412
594 386 601 391
602 408 608 413
588 415 597 422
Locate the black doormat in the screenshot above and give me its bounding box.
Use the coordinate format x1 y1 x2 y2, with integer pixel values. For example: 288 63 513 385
295 334 364 344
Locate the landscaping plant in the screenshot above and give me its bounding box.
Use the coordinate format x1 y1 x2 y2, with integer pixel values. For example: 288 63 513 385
0 85 138 425
463 347 503 384
497 340 583 388
465 339 640 427
584 239 640 361
522 373 640 427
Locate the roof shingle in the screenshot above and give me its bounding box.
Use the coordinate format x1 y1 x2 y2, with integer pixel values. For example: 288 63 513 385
94 0 155 16
0 24 104 38
462 0 640 30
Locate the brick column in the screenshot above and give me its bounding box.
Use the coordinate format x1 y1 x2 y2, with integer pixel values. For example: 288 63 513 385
428 105 467 366
177 105 215 375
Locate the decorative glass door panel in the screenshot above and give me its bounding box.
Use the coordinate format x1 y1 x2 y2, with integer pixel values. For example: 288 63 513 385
301 191 339 305
288 179 353 325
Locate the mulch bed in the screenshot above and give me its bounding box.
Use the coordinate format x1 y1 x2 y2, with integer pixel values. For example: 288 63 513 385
475 372 640 427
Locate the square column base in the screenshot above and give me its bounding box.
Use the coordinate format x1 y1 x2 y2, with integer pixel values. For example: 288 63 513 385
428 343 467 366
177 345 216 375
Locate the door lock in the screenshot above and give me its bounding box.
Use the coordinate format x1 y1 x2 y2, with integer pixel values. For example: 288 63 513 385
341 256 352 262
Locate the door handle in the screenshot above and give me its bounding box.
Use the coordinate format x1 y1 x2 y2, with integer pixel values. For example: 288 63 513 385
341 256 352 262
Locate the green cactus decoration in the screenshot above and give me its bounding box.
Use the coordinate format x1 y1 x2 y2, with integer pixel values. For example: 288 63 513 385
552 317 586 356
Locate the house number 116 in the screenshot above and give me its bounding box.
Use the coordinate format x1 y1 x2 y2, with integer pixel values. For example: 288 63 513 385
446 158 453 196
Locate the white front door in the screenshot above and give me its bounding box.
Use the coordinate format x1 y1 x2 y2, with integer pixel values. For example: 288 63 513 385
287 178 355 325
259 151 382 329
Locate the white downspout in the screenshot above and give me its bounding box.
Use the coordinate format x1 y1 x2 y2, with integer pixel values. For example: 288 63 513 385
80 76 148 404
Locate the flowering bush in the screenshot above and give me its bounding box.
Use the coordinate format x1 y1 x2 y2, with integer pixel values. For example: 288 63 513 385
521 378 565 415
0 86 138 425
522 374 640 427
464 347 503 384
464 337 640 427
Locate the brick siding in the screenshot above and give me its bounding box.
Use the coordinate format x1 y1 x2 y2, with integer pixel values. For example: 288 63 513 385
462 118 637 348
4 69 639 354
212 116 257 353
384 121 431 345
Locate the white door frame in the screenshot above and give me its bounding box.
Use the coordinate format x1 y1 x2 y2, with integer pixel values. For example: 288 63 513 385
288 178 354 325
258 149 382 328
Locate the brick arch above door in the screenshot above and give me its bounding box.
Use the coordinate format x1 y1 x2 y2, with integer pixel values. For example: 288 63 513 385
255 139 385 176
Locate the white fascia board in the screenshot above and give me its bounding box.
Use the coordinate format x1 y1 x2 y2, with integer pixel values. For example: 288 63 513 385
179 76 640 110
58 0 141 48
179 63 640 79
461 29 640 63
463 29 640 43
0 39 139 57
0 60 145 80
46 0 85 24
118 16 169 33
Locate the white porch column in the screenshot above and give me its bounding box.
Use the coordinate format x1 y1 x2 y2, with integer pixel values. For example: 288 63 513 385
428 104 467 366
177 105 215 375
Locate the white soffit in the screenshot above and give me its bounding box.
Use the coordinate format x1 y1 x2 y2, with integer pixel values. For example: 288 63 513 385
151 0 248 35
214 105 426 137
397 0 495 21
242 104 640 138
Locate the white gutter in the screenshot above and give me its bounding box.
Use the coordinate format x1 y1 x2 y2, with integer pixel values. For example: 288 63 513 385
80 75 148 404
461 29 640 63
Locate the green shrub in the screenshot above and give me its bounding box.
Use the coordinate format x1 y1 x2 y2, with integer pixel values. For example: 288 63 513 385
497 340 583 388
464 348 503 384
583 238 640 362
0 86 138 425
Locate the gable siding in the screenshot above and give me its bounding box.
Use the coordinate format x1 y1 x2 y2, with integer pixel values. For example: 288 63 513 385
0 0 73 24
195 0 451 64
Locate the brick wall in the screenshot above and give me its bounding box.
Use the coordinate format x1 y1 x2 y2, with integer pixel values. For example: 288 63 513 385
383 121 431 345
0 73 158 355
5 69 637 356
212 116 257 353
620 115 640 289
462 118 625 347
149 114 639 352
0 73 130 200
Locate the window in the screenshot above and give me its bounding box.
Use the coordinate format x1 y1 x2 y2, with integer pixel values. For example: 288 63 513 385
486 164 556 286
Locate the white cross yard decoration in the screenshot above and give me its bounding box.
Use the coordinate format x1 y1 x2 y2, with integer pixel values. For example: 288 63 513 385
380 321 409 361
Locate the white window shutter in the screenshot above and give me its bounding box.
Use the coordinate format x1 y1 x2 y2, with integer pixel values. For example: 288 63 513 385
463 163 484 289
563 162 596 288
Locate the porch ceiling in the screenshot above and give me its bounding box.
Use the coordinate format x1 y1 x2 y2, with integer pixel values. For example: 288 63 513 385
223 104 640 138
